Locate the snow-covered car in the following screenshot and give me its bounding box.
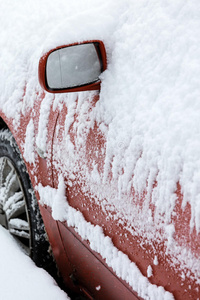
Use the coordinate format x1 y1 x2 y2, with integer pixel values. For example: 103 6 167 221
0 1 200 300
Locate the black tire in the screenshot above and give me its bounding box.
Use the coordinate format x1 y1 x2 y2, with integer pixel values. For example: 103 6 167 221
0 130 53 269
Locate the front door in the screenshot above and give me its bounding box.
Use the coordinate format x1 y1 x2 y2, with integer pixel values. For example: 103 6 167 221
51 91 139 299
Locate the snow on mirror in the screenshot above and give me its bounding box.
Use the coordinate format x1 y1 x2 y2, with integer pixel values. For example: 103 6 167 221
46 43 101 90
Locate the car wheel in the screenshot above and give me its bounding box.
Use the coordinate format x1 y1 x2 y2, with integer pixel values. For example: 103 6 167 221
0 130 52 268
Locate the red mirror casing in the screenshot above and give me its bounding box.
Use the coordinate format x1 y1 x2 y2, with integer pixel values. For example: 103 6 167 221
38 40 107 93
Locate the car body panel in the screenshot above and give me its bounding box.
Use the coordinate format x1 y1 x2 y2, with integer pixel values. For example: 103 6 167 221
50 87 200 299
0 39 199 300
58 221 141 300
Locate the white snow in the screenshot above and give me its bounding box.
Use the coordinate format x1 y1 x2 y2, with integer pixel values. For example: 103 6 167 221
0 226 69 300
36 93 54 158
165 223 175 249
147 265 153 278
153 256 159 266
96 285 101 291
24 119 35 164
1 0 200 298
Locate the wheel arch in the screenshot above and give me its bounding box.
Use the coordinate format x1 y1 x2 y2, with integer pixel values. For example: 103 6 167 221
0 117 9 130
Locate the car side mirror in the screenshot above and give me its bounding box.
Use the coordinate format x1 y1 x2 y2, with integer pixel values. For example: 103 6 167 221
38 41 107 93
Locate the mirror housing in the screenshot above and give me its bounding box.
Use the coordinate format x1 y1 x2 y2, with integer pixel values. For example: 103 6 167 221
38 41 107 93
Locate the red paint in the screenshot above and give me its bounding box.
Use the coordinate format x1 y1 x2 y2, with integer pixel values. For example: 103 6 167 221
58 221 141 300
38 41 106 94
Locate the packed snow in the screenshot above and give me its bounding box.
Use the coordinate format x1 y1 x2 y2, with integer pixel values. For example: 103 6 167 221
1 0 200 298
24 119 35 164
0 226 69 300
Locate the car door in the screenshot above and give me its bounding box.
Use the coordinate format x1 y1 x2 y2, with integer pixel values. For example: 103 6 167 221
51 91 141 300
38 39 179 300
37 40 137 299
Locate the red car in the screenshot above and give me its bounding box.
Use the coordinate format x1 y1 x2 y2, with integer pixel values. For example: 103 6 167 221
0 40 199 300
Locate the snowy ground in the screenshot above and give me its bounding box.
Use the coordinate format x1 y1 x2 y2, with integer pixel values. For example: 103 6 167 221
0 226 70 300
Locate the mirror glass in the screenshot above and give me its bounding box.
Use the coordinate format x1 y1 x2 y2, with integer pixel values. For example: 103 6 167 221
46 43 101 90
